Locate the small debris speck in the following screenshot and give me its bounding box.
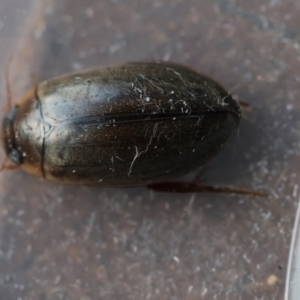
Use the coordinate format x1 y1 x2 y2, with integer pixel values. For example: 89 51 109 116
267 274 279 285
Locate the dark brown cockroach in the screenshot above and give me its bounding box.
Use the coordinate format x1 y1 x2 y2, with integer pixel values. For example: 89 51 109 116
1 61 266 196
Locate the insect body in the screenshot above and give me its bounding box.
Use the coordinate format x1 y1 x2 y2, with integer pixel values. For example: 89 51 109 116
2 62 241 187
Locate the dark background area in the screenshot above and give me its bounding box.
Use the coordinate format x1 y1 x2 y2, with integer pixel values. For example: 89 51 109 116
0 0 299 299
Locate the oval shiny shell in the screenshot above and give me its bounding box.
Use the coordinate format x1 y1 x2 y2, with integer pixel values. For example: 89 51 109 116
5 62 241 186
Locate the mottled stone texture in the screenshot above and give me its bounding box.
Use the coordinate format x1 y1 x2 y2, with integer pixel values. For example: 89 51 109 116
0 0 299 299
